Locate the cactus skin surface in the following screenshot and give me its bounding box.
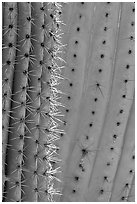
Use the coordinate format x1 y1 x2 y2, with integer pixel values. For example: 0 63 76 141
2 2 135 202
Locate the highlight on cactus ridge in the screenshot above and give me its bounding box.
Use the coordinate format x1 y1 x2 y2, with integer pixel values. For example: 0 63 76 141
2 2 135 202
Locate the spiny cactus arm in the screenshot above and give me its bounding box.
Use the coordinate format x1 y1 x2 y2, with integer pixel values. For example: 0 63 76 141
2 2 17 193
2 2 134 202
4 3 32 202
39 3 68 201
21 2 47 201
110 95 135 201
84 2 135 202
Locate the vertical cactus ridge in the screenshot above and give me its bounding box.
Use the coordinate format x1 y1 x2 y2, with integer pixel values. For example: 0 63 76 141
2 2 135 202
19 2 65 202
4 3 32 202
20 3 46 201
2 2 18 195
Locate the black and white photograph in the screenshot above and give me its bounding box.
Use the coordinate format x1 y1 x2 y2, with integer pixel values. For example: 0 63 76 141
2 1 135 202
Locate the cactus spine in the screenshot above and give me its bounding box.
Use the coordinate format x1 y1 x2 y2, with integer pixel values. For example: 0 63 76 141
3 2 66 202
2 2 135 202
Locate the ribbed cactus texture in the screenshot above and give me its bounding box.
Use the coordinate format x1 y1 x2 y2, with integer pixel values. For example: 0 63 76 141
2 2 135 202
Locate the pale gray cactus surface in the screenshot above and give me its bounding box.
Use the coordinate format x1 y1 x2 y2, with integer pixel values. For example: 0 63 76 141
2 2 135 202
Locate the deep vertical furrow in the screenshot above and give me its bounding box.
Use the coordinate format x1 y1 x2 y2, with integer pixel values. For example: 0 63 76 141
4 3 31 201
2 2 17 193
85 3 134 202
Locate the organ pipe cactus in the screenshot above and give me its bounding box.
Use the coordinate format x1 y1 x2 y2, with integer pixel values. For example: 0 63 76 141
2 2 135 202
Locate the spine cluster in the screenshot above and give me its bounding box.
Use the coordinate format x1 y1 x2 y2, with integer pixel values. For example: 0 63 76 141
2 2 135 202
38 2 67 201
2 2 67 202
